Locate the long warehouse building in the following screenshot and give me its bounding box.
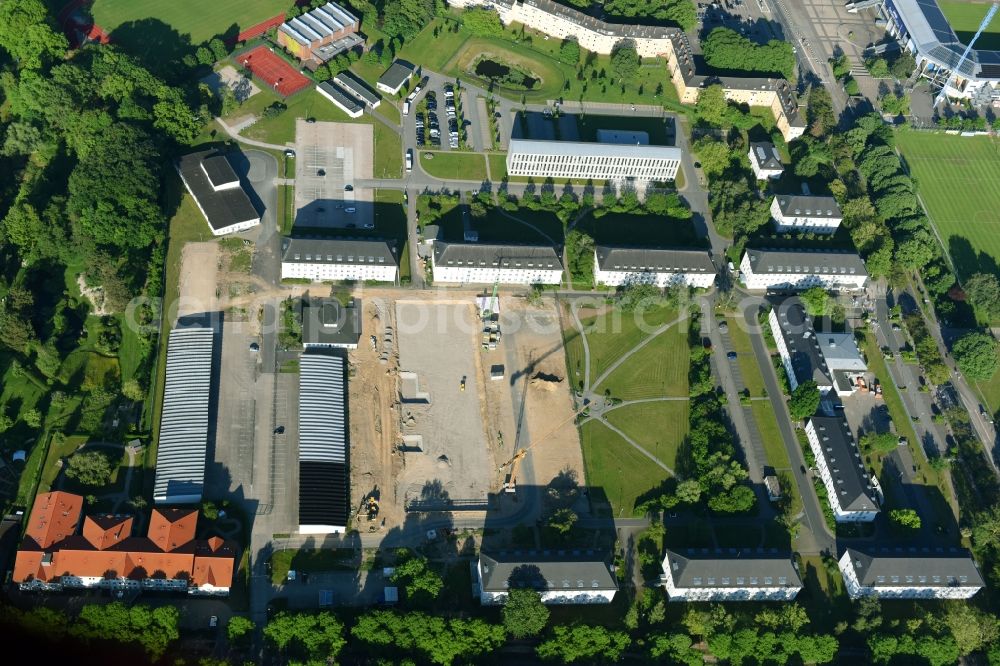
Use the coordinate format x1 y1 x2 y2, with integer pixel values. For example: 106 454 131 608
506 138 681 183
154 326 215 504
298 352 350 534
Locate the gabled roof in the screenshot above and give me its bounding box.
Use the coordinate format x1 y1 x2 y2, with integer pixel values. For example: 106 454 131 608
664 548 802 589
334 71 381 106
148 508 198 552
807 417 879 514
769 297 833 387
317 81 363 115
744 248 868 277
82 515 133 550
433 241 563 270
282 237 400 267
177 150 260 232
378 60 414 90
24 492 83 550
774 195 842 220
479 550 618 593
595 245 714 274
844 546 985 589
750 142 783 170
302 298 361 347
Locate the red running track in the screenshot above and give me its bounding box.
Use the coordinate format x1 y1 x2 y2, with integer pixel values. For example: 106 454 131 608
239 46 311 97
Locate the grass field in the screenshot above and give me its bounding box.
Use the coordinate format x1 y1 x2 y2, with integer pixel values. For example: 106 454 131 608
91 0 287 45
603 402 689 471
374 122 402 179
938 1 1000 50
418 151 488 181
241 89 366 145
896 131 1000 279
579 420 672 517
597 319 689 399
269 548 355 585
488 154 508 180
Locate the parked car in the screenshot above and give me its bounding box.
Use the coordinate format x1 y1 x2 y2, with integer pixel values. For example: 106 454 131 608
726 351 737 360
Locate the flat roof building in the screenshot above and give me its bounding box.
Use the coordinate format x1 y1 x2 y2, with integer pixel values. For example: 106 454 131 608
749 142 784 180
302 297 361 349
506 138 681 183
594 246 715 288
477 550 618 604
281 236 400 283
805 417 880 522
317 81 364 118
771 195 843 234
333 71 381 108
154 326 215 505
431 241 563 285
298 352 349 534
740 248 869 292
377 60 414 94
177 150 260 236
661 548 803 601
839 546 986 599
13 492 236 595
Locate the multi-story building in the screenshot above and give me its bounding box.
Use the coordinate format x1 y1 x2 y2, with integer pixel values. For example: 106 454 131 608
476 550 618 604
805 417 881 522
277 2 364 66
506 138 681 183
281 237 400 283
661 548 803 601
13 491 237 595
593 246 715 288
748 142 784 180
431 241 563 285
770 195 843 234
449 0 675 56
839 547 986 599
740 248 869 292
768 297 867 396
880 0 1000 102
176 150 260 236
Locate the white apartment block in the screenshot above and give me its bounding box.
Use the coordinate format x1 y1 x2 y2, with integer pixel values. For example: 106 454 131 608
281 237 399 283
749 142 784 180
839 548 985 600
449 0 674 56
740 249 868 292
661 549 802 602
507 139 681 183
805 417 880 523
594 246 715 288
431 241 563 285
771 195 843 234
477 551 618 605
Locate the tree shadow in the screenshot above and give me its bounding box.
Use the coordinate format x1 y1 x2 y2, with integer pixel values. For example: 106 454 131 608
107 18 197 80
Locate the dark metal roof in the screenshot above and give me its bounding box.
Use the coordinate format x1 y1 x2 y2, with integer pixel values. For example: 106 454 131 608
299 461 349 528
807 416 880 514
775 195 842 220
769 297 833 388
282 237 400 267
201 155 238 189
333 71 381 106
664 548 802 589
479 550 618 593
433 241 563 269
378 61 414 90
177 150 260 232
745 248 868 277
317 81 363 114
750 142 783 170
844 546 985 589
302 298 361 347
298 352 349 530
595 245 715 273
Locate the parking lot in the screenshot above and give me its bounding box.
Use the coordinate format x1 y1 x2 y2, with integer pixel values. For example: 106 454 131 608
293 119 374 231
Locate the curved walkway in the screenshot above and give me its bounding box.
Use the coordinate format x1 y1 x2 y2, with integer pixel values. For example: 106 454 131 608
579 415 676 477
494 208 557 245
568 302 593 393
590 315 685 391
215 117 290 151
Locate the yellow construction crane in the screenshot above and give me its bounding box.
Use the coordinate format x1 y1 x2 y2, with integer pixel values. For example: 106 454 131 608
497 402 589 493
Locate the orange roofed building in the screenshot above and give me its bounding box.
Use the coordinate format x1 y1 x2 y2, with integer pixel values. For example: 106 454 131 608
13 491 237 595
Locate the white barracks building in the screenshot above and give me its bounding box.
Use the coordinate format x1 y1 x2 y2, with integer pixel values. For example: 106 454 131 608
805 417 880 523
839 547 985 599
506 138 681 184
281 237 400 283
432 241 563 285
661 548 803 601
594 246 715 288
770 195 843 234
740 248 868 292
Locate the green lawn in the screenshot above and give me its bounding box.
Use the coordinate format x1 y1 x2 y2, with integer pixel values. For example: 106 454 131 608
91 0 287 45
241 89 368 145
374 122 402 179
975 369 1000 417
269 548 356 585
579 420 672 517
895 131 1000 280
574 304 679 386
603 401 688 471
751 401 789 470
597 318 689 399
488 153 508 180
418 151 488 181
938 0 1000 50
726 315 766 397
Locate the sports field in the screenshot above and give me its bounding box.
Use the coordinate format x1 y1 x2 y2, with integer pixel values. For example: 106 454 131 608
90 0 287 44
938 1 1000 50
896 131 1000 278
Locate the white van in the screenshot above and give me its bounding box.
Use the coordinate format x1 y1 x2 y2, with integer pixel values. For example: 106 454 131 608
403 101 410 116
405 149 413 172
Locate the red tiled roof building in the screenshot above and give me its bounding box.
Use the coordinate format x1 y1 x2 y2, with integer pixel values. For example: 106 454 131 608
13 492 237 595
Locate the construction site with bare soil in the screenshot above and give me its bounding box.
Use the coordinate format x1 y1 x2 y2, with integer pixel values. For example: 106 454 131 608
345 289 585 536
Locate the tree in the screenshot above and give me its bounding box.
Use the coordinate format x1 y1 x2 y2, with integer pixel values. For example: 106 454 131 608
208 37 228 62
227 615 254 644
611 42 640 81
861 431 899 454
546 508 578 535
807 85 836 138
391 550 444 601
264 611 345 662
73 603 178 660
536 625 630 663
21 407 42 428
352 610 504 665
644 191 691 218
788 380 820 420
2 121 46 156
954 332 999 381
64 450 114 486
695 84 729 127
463 8 503 37
964 273 1000 319
676 479 702 504
708 485 756 513
603 0 697 30
552 36 580 67
0 0 68 70
890 52 916 79
942 603 999 656
889 508 921 530
703 27 795 80
503 588 549 638
122 379 145 402
382 0 435 40
800 287 831 316
617 283 661 311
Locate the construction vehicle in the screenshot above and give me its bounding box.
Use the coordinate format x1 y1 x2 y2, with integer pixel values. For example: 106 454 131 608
357 495 380 522
497 403 588 493
460 376 466 392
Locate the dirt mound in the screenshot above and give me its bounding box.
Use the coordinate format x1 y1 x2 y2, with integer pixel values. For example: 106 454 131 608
530 371 563 392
